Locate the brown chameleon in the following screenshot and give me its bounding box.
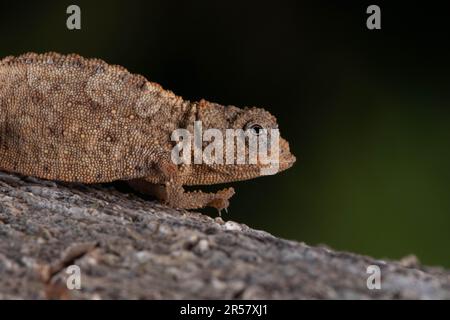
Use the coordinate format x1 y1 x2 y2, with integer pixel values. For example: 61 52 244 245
0 52 295 211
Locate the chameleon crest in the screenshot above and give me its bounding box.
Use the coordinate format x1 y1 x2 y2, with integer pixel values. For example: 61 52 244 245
0 52 295 211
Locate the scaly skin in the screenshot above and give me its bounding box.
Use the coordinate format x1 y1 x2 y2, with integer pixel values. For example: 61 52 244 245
0 52 295 211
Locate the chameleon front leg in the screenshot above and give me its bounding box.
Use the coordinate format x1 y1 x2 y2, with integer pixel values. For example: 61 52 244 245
128 178 235 212
127 158 234 212
166 181 235 212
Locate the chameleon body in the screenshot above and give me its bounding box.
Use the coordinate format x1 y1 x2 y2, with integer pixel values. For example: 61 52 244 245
0 52 295 211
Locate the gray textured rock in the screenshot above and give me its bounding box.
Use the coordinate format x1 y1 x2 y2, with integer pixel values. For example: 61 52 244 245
0 170 449 299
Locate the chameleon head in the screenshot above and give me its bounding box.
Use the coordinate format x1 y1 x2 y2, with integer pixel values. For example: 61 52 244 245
180 100 296 185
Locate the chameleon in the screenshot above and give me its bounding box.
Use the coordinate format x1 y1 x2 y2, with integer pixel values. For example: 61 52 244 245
0 52 296 211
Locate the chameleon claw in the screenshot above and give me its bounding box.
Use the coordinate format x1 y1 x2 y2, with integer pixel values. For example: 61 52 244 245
217 207 228 217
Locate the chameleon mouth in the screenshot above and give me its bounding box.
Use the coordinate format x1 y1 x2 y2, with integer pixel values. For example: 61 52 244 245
280 153 296 170
254 138 296 175
279 138 296 171
258 153 295 174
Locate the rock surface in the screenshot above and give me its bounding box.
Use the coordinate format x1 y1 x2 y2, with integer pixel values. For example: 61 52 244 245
0 170 449 299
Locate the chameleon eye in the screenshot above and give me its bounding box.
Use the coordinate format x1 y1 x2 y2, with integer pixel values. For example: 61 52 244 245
245 123 264 135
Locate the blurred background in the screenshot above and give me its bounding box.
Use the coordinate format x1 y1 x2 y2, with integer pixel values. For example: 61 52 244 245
1 1 449 266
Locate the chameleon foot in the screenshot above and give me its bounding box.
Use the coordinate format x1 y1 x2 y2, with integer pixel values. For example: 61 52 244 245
164 183 235 212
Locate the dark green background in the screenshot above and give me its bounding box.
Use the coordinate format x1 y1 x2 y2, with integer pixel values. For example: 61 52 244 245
1 1 449 266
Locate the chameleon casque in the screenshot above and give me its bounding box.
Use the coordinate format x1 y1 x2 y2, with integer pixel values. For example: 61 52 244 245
0 52 296 211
